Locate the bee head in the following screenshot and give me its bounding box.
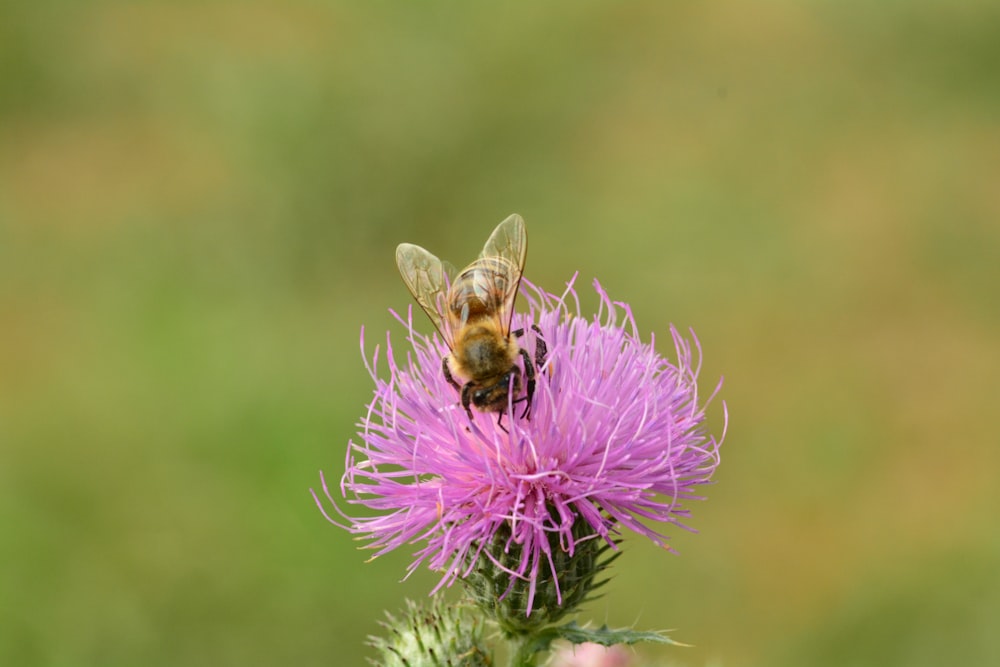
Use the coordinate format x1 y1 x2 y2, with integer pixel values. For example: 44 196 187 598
472 367 522 412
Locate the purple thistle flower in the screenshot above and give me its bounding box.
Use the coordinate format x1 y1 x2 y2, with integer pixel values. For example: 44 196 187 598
313 276 725 617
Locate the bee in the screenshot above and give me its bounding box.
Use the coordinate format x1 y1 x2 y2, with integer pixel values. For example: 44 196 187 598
395 214 547 427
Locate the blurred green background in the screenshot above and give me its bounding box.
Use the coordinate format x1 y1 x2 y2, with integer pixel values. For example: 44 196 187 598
2 1 998 665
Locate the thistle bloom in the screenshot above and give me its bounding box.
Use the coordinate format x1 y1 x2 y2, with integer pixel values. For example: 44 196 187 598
549 642 634 667
314 277 725 616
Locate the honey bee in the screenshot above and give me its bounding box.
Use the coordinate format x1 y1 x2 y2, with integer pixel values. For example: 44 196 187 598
395 214 546 426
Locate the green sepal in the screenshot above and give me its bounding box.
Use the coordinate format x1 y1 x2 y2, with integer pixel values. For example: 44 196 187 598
463 520 621 637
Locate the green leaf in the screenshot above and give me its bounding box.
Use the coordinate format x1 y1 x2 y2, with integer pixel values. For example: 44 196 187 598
526 621 689 657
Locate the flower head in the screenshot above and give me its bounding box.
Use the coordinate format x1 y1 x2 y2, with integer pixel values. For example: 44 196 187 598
314 277 725 617
549 642 634 667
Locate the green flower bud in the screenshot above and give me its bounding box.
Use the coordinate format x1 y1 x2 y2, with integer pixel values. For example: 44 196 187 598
368 598 491 667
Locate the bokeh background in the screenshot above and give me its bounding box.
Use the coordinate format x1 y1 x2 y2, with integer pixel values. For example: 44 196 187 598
3 1 998 665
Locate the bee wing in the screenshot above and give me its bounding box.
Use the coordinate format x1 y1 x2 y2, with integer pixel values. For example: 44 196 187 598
395 243 457 348
479 214 527 336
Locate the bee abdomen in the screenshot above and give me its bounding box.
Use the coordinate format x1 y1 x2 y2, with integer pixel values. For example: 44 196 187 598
449 257 515 317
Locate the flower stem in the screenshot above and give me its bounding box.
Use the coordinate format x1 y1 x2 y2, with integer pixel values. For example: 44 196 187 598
507 636 539 667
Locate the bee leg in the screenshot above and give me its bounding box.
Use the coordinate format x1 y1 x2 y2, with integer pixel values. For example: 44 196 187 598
531 324 547 370
496 411 509 434
442 357 461 391
518 348 536 420
460 383 475 421
445 358 473 422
